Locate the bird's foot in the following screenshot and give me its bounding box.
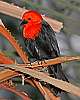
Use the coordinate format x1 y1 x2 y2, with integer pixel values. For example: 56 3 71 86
37 59 47 65
26 62 32 66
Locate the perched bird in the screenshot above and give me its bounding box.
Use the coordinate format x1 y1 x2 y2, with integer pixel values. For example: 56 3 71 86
21 10 68 95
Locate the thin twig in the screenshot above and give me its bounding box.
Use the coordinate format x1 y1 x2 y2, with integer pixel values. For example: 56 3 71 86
30 56 80 68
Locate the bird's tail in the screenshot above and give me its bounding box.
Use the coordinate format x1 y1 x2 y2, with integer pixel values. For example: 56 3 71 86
48 64 68 82
41 64 69 96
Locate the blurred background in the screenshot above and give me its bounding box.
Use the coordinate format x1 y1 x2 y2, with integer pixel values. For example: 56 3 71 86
0 0 80 100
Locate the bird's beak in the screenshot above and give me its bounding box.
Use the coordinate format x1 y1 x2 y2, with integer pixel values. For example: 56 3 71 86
20 20 28 26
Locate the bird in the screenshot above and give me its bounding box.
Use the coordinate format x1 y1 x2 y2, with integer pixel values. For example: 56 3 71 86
20 10 68 95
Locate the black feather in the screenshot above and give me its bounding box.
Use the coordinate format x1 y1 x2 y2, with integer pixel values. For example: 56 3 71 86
24 20 68 95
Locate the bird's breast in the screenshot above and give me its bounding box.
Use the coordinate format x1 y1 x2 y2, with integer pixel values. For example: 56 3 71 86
23 24 42 40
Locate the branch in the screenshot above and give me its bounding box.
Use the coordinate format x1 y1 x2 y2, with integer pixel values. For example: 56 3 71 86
0 25 29 64
0 1 63 32
31 56 80 68
25 79 60 100
0 69 18 83
32 79 51 100
0 52 14 64
12 56 80 69
43 87 60 100
1 64 80 97
1 50 80 69
0 52 19 83
0 83 31 100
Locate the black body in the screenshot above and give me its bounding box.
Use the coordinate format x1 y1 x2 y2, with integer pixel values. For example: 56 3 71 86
24 20 68 95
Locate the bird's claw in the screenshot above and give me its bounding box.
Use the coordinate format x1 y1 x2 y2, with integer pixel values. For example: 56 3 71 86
37 59 47 65
27 62 32 66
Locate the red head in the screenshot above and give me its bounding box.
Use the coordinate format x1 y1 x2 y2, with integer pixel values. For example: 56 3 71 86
21 10 43 40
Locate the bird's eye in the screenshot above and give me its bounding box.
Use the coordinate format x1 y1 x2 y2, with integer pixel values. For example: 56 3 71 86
28 18 31 20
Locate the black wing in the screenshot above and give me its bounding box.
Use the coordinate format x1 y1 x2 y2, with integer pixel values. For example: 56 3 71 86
41 20 68 79
24 20 68 95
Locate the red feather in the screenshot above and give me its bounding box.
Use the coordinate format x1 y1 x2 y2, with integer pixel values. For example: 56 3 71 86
23 23 42 40
22 10 42 40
